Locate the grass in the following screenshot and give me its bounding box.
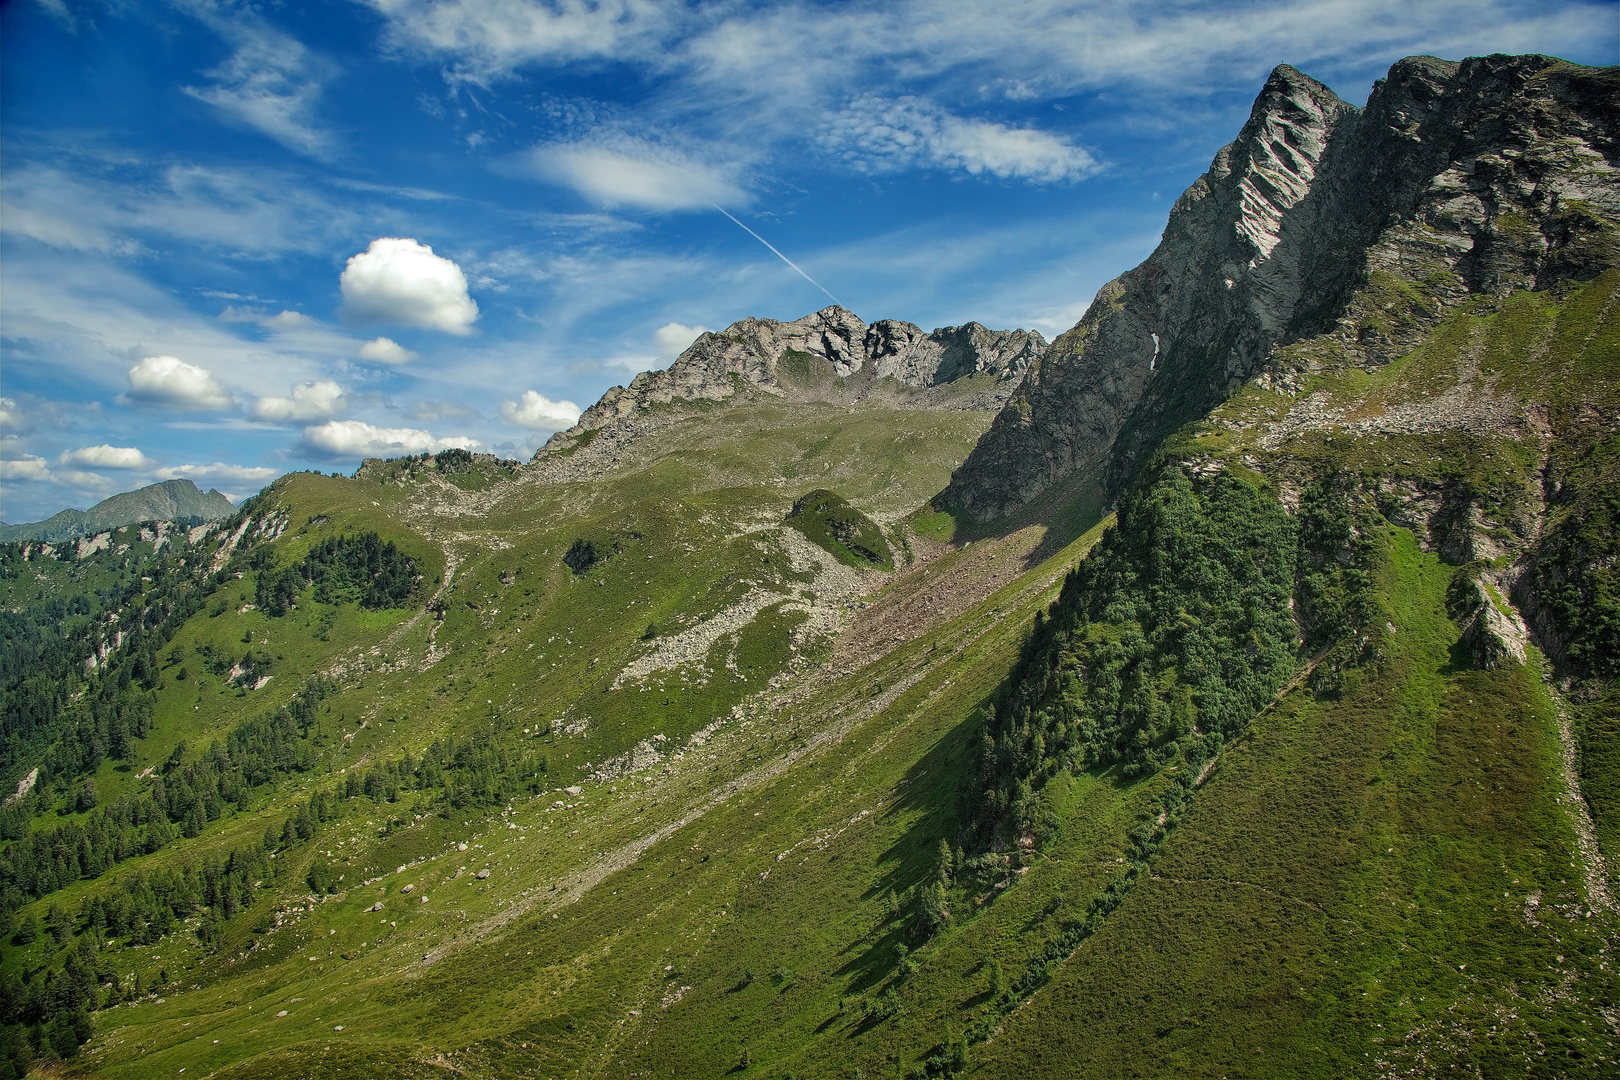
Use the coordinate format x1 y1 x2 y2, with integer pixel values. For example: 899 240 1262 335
974 528 1617 1078
3 267 1615 1079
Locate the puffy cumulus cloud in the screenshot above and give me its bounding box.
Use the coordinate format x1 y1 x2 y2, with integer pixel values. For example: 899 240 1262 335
357 336 418 363
341 238 479 334
300 420 478 460
58 445 150 469
500 391 581 432
250 380 348 423
655 322 711 361
820 96 1099 183
530 137 745 212
0 398 22 431
0 454 114 495
261 309 318 329
0 456 53 482
124 356 236 410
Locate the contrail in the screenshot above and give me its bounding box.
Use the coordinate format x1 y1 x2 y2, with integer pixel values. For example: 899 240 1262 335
712 204 841 307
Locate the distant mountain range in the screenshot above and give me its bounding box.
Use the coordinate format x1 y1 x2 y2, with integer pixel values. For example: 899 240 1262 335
0 479 237 543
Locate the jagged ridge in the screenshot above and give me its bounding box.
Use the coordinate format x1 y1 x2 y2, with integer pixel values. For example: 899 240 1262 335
942 54 1620 521
537 307 1046 459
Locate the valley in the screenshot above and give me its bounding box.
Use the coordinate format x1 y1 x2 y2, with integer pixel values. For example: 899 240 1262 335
0 52 1616 1079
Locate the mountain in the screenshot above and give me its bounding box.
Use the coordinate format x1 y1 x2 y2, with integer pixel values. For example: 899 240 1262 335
0 479 236 543
0 53 1616 1080
943 54 1619 519
534 307 1045 477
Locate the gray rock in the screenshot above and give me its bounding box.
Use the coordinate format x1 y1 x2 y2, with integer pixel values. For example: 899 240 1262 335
534 307 1046 467
941 54 1620 521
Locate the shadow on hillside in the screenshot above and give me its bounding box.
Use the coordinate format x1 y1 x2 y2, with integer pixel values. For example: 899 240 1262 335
933 460 1111 576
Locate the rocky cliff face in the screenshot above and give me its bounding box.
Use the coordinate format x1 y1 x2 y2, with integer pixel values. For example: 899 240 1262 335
942 54 1620 521
537 307 1045 457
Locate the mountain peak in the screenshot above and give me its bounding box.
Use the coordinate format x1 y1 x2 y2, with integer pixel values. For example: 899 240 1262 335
0 478 237 543
535 308 1047 468
941 52 1620 522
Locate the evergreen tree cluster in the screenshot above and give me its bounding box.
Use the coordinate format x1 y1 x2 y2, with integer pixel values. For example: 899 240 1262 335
338 734 550 815
255 532 421 617
0 789 341 1068
968 463 1306 844
0 522 250 814
0 678 331 905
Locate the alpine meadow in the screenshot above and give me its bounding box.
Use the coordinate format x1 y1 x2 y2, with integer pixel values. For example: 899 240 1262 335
2 41 1619 1080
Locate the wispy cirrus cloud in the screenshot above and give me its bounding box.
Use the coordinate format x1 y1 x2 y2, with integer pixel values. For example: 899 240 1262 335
180 1 337 158
528 135 747 211
820 95 1099 182
365 0 677 82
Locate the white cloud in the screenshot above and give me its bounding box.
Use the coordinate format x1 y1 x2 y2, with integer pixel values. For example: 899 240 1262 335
821 96 1099 183
357 336 418 363
2 162 357 258
530 137 745 211
0 398 21 431
0 454 114 495
154 462 280 486
250 380 348 423
366 0 673 80
182 13 333 157
0 456 53 482
655 321 710 361
499 390 581 431
124 356 236 410
58 445 150 469
262 309 317 329
300 420 479 459
341 238 479 334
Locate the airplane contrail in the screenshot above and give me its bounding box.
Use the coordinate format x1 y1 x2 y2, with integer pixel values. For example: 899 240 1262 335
712 204 841 307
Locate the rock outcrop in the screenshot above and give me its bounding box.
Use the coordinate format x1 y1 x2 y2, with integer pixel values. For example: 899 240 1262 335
941 55 1620 521
536 308 1045 458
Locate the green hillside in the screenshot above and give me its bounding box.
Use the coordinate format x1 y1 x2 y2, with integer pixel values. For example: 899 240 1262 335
1 58 1618 1080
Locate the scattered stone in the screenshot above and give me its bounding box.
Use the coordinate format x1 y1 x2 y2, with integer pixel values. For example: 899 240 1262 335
476 868 491 880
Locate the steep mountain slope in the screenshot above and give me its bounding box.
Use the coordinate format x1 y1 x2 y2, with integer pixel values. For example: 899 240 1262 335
0 53 1615 1080
0 481 237 544
943 54 1618 519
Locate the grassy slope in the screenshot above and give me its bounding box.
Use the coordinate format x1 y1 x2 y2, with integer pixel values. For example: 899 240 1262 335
5 277 1614 1078
978 529 1615 1078
77 490 1107 1080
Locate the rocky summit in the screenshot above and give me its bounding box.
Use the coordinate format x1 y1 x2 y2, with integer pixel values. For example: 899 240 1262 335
1 53 1617 1080
943 54 1619 521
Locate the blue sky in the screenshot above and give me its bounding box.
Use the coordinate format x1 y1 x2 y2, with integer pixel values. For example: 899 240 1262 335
1 0 1613 521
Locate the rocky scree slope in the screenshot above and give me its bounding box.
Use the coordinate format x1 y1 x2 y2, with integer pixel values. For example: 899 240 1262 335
943 53 1619 521
531 307 1044 481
